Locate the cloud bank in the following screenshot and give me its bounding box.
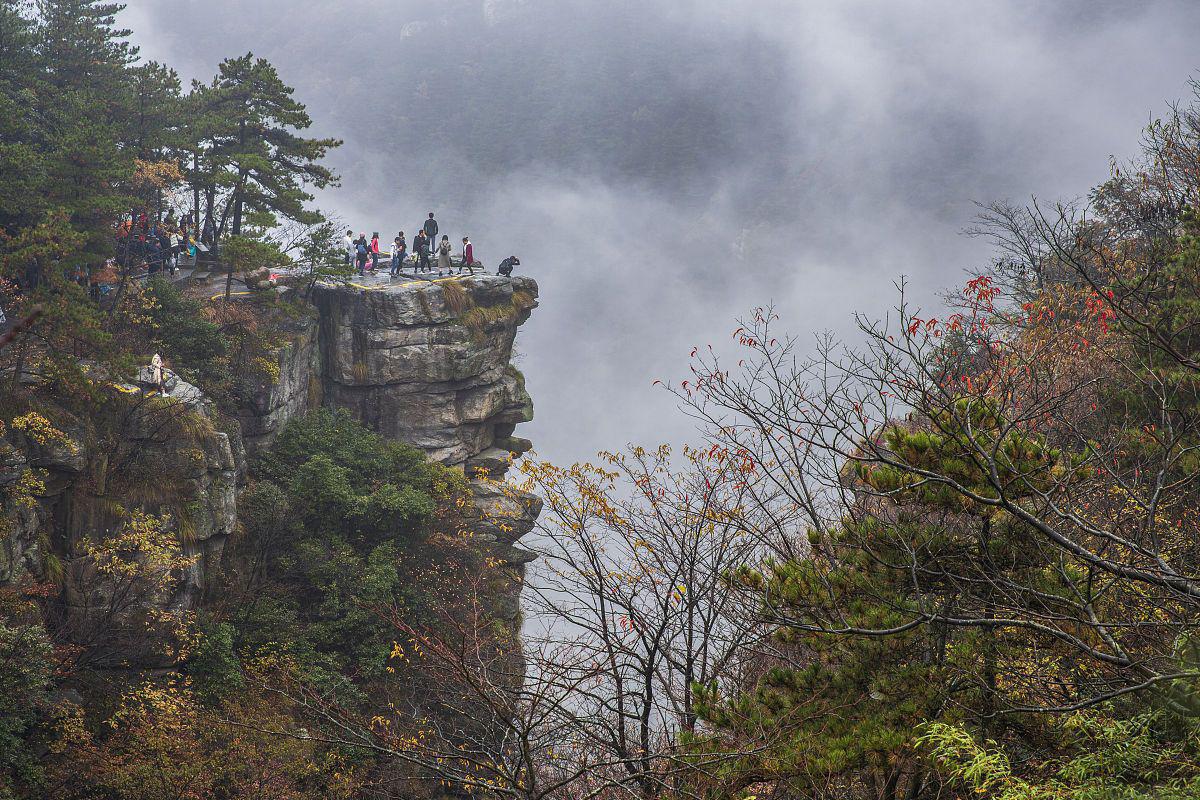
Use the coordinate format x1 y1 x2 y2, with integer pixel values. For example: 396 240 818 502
126 0 1200 465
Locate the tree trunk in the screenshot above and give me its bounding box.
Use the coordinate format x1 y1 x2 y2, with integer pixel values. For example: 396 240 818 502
231 118 246 237
232 193 243 238
191 151 200 239
980 517 997 734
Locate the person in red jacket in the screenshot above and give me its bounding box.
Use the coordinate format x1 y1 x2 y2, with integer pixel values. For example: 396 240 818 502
460 236 474 274
370 232 380 271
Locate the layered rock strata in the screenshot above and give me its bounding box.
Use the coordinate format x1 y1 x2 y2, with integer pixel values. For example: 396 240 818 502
312 275 537 466
3 273 542 637
309 274 542 566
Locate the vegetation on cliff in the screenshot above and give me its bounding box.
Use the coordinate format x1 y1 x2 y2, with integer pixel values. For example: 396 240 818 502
0 4 508 797
9 2 1200 799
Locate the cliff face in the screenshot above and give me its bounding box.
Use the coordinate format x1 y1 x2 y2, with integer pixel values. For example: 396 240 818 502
305 275 543 612
1 378 243 667
2 273 541 660
234 302 321 454
312 275 537 469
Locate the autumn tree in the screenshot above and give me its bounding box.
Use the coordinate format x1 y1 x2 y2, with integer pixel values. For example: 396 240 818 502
671 111 1200 794
503 444 789 798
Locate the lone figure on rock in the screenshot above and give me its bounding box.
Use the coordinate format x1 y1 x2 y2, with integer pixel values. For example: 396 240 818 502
150 353 165 393
423 212 439 248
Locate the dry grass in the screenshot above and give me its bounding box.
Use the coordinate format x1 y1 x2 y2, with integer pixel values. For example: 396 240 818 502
512 289 535 310
174 503 200 545
462 301 522 343
440 280 473 314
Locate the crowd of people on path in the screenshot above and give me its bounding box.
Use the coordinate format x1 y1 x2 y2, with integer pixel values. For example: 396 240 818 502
345 212 519 280
115 210 201 278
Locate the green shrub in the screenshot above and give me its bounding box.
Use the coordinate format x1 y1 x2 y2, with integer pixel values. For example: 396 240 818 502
146 277 230 393
188 622 244 705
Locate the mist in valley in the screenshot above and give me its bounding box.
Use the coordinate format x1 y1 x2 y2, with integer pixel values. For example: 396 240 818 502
129 0 1200 468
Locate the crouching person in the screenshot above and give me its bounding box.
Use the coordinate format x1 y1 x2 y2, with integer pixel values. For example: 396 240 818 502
498 256 520 277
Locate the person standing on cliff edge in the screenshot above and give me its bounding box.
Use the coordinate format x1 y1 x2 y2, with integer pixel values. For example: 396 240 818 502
423 212 439 251
437 234 453 274
460 236 474 274
414 230 430 272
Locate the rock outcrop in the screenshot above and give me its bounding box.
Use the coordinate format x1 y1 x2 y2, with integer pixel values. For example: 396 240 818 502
313 275 537 466
310 274 542 572
1 385 240 669
234 301 321 454
2 272 542 663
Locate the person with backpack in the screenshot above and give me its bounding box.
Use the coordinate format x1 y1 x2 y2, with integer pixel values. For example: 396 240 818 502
460 237 475 274
370 232 380 271
414 230 430 272
391 232 407 276
437 234 453 274
423 213 439 249
355 233 370 275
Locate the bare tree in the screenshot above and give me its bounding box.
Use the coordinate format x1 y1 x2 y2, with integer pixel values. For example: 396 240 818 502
512 444 791 798
666 264 1200 717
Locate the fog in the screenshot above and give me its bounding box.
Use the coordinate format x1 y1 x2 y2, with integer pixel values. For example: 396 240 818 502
127 0 1200 468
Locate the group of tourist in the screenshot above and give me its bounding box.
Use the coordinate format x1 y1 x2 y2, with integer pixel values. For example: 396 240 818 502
115 211 199 276
345 212 484 278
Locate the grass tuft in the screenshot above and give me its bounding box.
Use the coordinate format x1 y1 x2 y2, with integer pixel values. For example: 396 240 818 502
440 280 473 314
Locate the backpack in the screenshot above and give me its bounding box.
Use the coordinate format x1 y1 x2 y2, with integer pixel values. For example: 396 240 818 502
356 242 368 256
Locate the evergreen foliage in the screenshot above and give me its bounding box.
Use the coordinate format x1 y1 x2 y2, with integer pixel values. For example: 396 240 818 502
226 409 469 686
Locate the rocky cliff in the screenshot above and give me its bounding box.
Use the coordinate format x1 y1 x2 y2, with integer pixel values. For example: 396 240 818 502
1 272 542 661
311 275 541 573
313 276 537 466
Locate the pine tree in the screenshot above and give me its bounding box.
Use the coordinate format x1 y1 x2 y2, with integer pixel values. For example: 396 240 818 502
688 401 1084 799
32 0 139 266
186 53 340 254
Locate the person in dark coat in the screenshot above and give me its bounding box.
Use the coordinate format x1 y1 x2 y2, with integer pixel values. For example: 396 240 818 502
157 226 173 274
423 213 438 248
391 232 407 276
497 256 520 277
414 230 430 272
355 233 370 275
147 225 163 274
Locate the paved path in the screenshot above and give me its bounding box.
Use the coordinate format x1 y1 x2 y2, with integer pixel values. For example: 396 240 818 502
192 263 498 301
341 266 492 292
